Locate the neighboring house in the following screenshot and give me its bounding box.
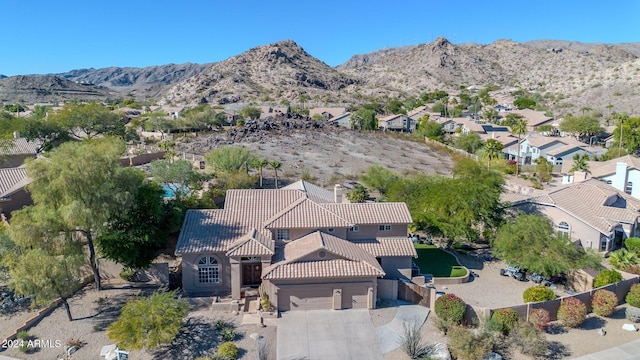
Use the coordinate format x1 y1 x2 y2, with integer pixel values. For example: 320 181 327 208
329 112 352 128
308 107 346 120
406 106 430 122
437 116 508 136
0 135 42 168
0 167 32 220
479 133 519 157
378 114 416 133
506 178 640 252
509 109 554 132
561 155 640 199
513 135 594 165
175 180 416 311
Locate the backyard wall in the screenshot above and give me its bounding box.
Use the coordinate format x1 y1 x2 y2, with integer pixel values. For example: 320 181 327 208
377 279 398 300
398 280 430 307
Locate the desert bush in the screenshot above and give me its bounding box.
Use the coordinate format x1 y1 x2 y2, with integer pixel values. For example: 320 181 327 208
624 265 640 275
215 320 227 330
16 331 29 340
625 237 640 252
217 342 238 360
528 308 551 330
626 307 640 322
591 289 618 317
523 285 556 303
447 326 493 360
557 297 587 328
593 269 623 288
626 283 640 307
221 327 236 342
400 320 426 359
491 308 520 335
509 321 548 357
434 293 467 325
119 268 137 281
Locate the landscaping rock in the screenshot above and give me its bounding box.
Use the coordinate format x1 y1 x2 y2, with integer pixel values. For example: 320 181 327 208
0 286 32 315
425 342 451 360
622 323 638 331
483 352 504 360
598 328 606 336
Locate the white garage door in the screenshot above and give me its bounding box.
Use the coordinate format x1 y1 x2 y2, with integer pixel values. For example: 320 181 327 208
277 283 371 311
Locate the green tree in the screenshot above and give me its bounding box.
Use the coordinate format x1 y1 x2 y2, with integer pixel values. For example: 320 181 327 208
47 102 126 140
559 115 603 142
514 97 536 110
347 184 369 203
454 133 483 154
149 159 207 197
534 157 553 183
537 124 554 134
96 182 183 269
205 146 256 174
482 139 504 168
502 113 525 128
570 153 590 174
493 214 601 276
270 160 282 189
417 118 443 141
385 99 405 114
15 138 142 290
483 107 498 122
510 117 528 176
351 108 377 131
107 289 189 350
239 106 261 120
611 115 640 154
360 165 400 196
8 247 84 321
252 158 270 188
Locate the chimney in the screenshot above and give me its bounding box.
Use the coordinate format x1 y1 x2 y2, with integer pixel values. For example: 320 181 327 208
613 162 627 192
334 184 343 204
13 131 20 139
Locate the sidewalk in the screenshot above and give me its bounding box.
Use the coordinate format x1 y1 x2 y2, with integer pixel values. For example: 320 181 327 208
572 339 640 360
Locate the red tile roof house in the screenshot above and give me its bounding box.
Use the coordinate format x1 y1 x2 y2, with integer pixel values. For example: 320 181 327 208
175 181 416 311
505 178 640 252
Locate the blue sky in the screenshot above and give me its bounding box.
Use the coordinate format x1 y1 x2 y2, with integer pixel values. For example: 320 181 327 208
1 0 639 76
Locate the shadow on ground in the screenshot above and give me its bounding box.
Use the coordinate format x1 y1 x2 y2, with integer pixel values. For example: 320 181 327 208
151 316 220 360
547 341 571 359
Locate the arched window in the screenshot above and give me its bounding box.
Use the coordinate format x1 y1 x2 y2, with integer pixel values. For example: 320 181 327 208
558 222 570 238
626 182 633 195
198 256 220 284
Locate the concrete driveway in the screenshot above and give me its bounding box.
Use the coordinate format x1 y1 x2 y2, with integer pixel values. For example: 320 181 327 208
277 309 383 360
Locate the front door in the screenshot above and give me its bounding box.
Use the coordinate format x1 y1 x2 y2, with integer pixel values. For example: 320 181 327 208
242 263 262 286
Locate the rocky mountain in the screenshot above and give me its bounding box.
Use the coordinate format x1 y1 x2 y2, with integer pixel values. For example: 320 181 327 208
161 40 360 105
0 75 7 79
0 75 113 103
525 40 640 57
58 62 211 98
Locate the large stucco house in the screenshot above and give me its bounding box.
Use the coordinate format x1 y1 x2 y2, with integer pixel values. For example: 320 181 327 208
175 181 416 311
505 178 640 252
561 155 640 199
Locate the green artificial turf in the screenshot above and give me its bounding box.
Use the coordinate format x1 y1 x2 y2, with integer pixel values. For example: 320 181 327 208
414 244 467 277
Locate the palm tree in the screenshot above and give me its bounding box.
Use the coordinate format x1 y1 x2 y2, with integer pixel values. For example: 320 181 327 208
608 249 638 270
580 106 592 115
270 160 282 189
254 158 269 188
510 118 528 177
570 153 591 174
484 139 504 168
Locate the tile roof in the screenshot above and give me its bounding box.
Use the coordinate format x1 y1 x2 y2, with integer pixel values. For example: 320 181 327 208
510 109 553 127
320 203 412 224
0 167 30 197
281 180 334 203
352 237 417 257
378 114 405 123
479 133 519 147
263 197 352 229
225 228 274 257
513 179 640 234
263 260 383 280
562 155 640 177
407 106 429 118
0 138 41 156
546 144 588 157
263 231 384 280
308 107 346 118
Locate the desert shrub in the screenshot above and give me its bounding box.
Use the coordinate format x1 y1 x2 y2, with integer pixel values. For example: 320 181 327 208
221 327 236 342
217 342 238 360
626 283 640 307
624 265 640 275
434 293 467 325
591 289 618 317
625 237 640 252
509 321 548 357
523 285 555 303
16 331 29 340
593 269 623 288
215 320 227 330
626 307 640 322
491 308 520 335
119 268 137 281
400 320 426 359
447 325 493 360
557 297 587 327
528 308 551 330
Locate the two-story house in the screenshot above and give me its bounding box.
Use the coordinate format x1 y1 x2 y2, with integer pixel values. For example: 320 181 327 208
378 114 416 133
561 155 640 199
515 135 594 165
175 181 416 311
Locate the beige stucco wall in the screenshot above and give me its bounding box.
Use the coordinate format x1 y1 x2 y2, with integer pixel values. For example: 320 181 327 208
265 277 377 311
346 224 408 240
181 252 232 295
380 257 412 280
